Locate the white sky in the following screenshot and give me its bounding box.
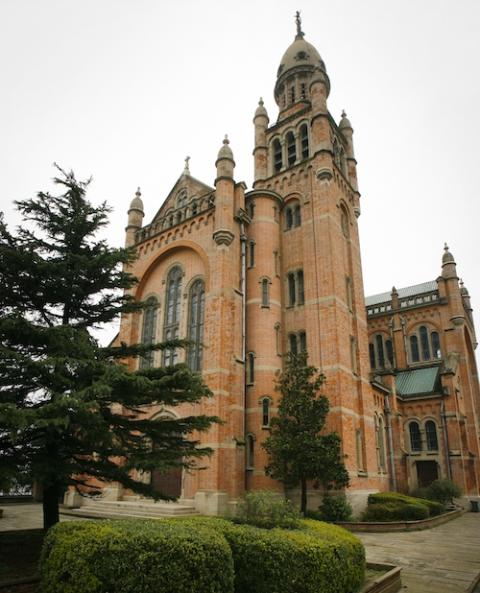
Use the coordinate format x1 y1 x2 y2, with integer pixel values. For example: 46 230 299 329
1 0 479 350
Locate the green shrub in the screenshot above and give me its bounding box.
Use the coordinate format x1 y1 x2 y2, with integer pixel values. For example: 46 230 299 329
176 516 365 593
234 490 301 529
40 519 234 593
318 494 353 522
369 490 446 517
362 502 429 522
425 479 462 504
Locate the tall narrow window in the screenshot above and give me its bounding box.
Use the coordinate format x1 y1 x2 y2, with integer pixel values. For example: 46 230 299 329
261 278 269 307
191 201 198 216
375 334 385 368
425 420 438 451
140 296 158 369
420 326 430 360
431 331 441 359
297 270 304 305
355 429 363 470
261 398 270 427
369 343 376 369
346 276 353 311
246 201 255 219
289 333 298 355
247 352 255 384
274 251 280 276
274 323 281 356
286 132 296 166
378 416 387 470
293 203 301 227
350 336 358 374
248 241 255 268
246 434 255 469
299 331 307 352
285 207 293 230
341 207 349 238
410 335 420 363
187 279 205 371
409 422 422 451
288 272 296 306
300 124 309 159
290 87 295 103
273 139 282 173
163 266 182 366
300 83 306 99
386 339 394 367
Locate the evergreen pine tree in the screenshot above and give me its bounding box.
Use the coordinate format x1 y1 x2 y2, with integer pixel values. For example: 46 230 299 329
0 167 218 529
263 351 349 515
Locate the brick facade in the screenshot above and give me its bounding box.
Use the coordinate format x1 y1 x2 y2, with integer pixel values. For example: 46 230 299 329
99 24 479 513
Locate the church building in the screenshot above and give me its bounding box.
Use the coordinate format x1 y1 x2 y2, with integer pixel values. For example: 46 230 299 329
74 17 480 515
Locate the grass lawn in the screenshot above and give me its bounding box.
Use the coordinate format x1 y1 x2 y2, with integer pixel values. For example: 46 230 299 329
0 529 43 592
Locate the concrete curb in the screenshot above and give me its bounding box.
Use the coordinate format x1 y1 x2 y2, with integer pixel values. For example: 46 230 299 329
336 508 464 532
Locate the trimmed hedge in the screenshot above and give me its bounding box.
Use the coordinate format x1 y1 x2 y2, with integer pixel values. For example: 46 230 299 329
174 516 365 593
40 519 234 593
368 492 445 517
234 490 301 529
362 502 429 522
40 517 365 593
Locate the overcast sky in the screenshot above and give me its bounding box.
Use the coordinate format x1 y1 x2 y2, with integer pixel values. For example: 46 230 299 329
1 0 479 349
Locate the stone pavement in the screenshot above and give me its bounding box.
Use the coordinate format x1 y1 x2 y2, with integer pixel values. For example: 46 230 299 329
357 512 480 593
2 504 479 592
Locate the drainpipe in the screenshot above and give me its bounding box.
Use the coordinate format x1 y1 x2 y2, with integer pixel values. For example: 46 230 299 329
239 223 247 489
441 400 452 480
384 392 397 491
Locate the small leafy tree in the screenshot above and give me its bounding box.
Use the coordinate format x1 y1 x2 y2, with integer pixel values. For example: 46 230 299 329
263 352 349 515
0 167 218 529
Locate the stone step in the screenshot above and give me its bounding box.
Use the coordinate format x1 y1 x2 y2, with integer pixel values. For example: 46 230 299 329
81 499 196 515
61 505 199 520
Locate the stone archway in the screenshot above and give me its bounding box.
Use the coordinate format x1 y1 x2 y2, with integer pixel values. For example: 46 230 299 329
149 411 183 499
416 460 438 487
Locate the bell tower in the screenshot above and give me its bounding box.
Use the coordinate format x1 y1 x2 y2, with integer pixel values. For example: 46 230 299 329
245 13 386 503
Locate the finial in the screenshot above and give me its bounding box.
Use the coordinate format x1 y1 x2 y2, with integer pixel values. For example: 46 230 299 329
295 10 304 39
460 278 464 288
184 155 190 174
223 134 230 145
135 187 141 196
444 242 449 251
341 110 347 118
259 97 264 106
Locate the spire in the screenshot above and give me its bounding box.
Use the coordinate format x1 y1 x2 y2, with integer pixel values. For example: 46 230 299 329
184 156 190 175
295 10 304 40
339 109 353 130
217 134 234 162
442 243 455 264
129 187 144 212
254 97 268 119
441 243 457 279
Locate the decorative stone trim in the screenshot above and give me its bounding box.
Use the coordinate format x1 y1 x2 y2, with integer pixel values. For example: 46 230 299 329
213 229 234 246
316 166 333 182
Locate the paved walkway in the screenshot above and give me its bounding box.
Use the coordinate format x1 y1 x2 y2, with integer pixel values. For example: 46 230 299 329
357 513 480 593
2 504 480 591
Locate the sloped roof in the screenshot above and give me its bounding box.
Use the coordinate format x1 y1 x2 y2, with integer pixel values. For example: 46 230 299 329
395 366 441 397
365 281 438 307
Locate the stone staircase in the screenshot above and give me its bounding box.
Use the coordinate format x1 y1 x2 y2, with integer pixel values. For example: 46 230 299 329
61 498 198 520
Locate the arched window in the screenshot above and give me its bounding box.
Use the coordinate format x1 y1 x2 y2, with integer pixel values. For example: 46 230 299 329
286 131 296 166
290 86 295 103
247 352 255 384
386 339 394 367
261 398 270 427
431 332 441 359
248 241 255 268
410 335 420 363
285 207 293 230
273 139 282 173
300 124 309 159
289 333 298 355
369 343 376 369
140 296 158 369
293 203 301 227
340 207 349 238
409 421 422 451
375 334 385 368
288 272 296 306
246 434 255 469
297 270 304 305
420 326 430 360
177 190 187 208
378 416 387 470
425 420 438 451
163 266 182 366
261 278 269 307
187 279 205 372
191 201 198 216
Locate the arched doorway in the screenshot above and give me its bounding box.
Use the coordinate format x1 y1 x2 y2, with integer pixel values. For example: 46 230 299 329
416 460 438 487
149 411 183 499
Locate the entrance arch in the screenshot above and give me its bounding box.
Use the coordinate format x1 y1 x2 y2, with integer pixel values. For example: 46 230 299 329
149 411 183 499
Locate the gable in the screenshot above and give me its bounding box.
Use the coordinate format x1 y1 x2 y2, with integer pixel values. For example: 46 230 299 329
150 173 214 225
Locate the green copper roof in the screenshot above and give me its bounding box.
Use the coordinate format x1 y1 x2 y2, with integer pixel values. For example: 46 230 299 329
395 367 441 397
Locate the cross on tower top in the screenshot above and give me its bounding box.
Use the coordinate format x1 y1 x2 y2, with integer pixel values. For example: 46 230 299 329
295 10 304 39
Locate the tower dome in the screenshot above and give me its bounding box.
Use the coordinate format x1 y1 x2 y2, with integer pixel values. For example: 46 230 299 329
274 12 329 108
